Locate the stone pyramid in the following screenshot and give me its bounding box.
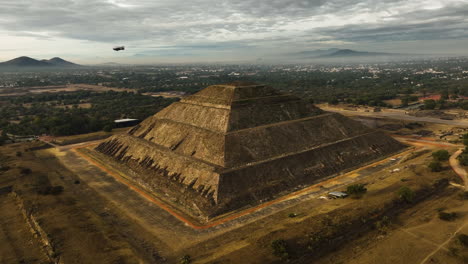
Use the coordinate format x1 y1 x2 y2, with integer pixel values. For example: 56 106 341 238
96 83 405 219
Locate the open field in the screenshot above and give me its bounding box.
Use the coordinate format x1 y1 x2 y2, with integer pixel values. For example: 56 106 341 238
318 104 468 127
0 84 136 97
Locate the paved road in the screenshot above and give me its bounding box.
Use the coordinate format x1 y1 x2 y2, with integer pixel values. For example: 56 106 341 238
321 107 468 127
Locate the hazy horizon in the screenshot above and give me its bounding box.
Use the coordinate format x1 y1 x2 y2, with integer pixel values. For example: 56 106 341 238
1 0 468 64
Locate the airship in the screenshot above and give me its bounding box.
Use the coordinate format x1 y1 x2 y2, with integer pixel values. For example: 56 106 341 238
113 46 125 51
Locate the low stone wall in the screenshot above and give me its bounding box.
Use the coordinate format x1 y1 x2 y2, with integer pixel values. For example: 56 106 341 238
11 191 63 264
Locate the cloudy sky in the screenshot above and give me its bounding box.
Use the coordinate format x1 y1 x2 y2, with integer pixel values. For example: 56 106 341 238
1 0 467 64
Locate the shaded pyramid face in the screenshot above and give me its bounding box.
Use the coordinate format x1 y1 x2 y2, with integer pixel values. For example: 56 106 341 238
96 84 406 219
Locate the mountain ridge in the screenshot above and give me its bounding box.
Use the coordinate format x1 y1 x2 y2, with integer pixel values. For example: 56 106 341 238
0 56 80 67
295 48 400 58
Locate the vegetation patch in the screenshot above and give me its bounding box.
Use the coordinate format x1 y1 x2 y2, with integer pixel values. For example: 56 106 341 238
346 184 367 198
271 239 290 260
431 150 449 161
398 186 415 203
438 211 457 221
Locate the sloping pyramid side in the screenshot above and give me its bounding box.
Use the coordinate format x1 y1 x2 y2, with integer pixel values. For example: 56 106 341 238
95 84 406 218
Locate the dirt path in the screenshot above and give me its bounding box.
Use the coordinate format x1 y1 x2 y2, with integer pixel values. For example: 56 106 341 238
449 149 468 190
419 221 468 264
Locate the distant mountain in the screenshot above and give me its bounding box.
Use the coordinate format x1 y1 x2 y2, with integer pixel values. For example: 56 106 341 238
0 56 80 67
97 62 121 66
320 49 393 58
296 48 341 57
294 48 398 59
0 56 52 67
42 57 79 67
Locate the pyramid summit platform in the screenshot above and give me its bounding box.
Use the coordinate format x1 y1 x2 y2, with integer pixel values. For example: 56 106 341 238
95 83 406 219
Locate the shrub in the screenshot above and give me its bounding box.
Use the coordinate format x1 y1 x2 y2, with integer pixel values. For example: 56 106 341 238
271 239 289 260
459 191 468 200
0 165 11 172
428 161 442 172
398 186 414 203
20 168 32 175
458 153 468 166
50 186 64 195
103 125 113 132
458 234 468 247
375 216 391 233
432 150 449 161
346 184 367 198
424 99 436 110
180 255 191 264
38 185 64 195
439 211 457 221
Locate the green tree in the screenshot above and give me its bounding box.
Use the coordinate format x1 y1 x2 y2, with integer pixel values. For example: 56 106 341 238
346 184 367 198
271 239 289 260
424 99 436 110
180 255 191 264
429 161 442 172
401 97 409 107
398 186 414 203
441 90 449 100
458 154 468 166
432 150 449 161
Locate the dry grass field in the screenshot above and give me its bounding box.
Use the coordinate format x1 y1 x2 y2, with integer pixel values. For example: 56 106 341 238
0 84 136 97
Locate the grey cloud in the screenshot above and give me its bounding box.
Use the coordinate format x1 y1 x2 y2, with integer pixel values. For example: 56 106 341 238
315 4 468 43
1 0 467 56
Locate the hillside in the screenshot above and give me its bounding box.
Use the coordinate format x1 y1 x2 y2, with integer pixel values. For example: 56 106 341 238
42 57 79 67
0 56 80 67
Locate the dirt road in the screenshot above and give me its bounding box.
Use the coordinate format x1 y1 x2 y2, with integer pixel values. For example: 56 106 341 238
449 149 468 190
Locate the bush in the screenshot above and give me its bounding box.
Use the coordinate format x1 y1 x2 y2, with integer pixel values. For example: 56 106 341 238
439 211 457 221
271 239 289 260
424 99 436 110
398 186 414 203
428 161 442 172
459 191 468 200
180 255 191 264
458 234 468 247
432 150 449 161
50 186 64 195
346 184 367 198
0 165 11 172
103 125 113 132
38 185 64 195
20 168 32 175
458 153 468 166
375 216 391 233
